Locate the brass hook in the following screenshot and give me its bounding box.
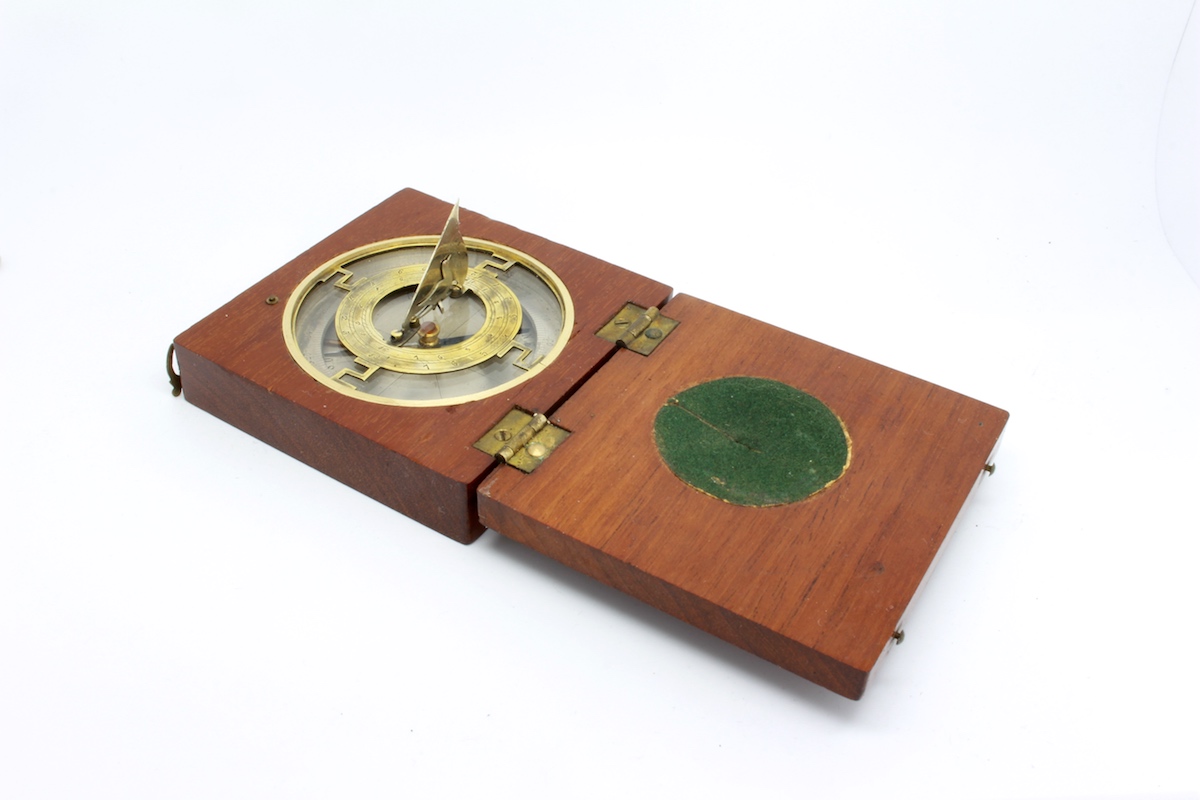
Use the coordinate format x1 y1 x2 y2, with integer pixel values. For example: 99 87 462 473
166 343 182 397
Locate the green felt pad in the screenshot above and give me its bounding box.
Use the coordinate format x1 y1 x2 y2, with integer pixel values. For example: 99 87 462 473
653 377 850 507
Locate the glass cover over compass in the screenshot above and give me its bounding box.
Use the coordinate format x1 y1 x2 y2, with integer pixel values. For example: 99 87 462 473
283 205 574 406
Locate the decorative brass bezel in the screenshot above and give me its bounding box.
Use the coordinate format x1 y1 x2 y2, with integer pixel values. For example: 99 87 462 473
282 235 575 408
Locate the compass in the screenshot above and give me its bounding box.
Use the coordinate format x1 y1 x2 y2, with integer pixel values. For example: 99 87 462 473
283 205 573 406
171 189 1008 700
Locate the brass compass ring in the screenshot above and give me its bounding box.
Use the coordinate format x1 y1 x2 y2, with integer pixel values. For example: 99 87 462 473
334 264 523 375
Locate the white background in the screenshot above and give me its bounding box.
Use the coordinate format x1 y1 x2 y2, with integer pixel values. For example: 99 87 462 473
2 2 1197 798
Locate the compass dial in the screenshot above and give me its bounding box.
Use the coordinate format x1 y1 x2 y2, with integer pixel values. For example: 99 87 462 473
283 235 573 406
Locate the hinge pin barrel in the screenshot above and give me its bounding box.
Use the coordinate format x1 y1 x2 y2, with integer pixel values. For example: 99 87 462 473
618 306 661 347
475 408 570 473
495 412 548 464
596 302 679 355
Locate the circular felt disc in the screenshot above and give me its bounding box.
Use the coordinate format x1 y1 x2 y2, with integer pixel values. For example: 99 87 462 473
653 377 850 507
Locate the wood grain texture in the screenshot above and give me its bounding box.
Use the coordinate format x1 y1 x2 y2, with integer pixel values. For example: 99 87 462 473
174 189 671 543
478 294 1008 698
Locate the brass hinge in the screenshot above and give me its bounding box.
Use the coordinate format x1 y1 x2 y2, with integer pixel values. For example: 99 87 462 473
474 408 571 473
596 303 679 355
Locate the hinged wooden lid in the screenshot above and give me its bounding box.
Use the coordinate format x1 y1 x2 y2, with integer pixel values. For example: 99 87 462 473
478 293 1008 698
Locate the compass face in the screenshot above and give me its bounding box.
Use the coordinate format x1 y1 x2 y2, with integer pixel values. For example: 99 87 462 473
283 235 574 406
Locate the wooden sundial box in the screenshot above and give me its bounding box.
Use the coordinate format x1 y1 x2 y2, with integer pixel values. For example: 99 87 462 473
173 189 1008 699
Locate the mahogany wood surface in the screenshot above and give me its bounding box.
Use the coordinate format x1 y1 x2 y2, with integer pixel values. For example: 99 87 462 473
478 293 1008 698
174 189 671 543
